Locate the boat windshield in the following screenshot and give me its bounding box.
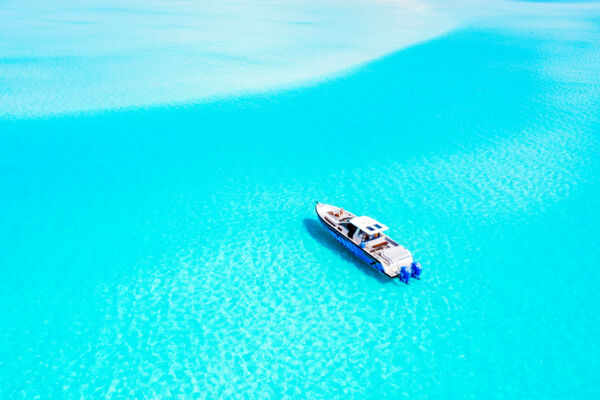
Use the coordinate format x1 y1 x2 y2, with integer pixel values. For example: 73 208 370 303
346 223 358 238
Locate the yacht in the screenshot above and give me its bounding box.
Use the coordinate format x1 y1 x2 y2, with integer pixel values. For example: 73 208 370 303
315 202 421 283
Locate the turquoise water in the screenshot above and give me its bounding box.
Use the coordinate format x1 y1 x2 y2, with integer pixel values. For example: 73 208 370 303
2 10 600 400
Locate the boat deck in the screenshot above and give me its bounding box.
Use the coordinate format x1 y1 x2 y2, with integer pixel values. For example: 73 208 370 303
316 203 414 278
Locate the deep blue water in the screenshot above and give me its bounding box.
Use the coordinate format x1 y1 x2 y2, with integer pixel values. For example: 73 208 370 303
1 27 600 398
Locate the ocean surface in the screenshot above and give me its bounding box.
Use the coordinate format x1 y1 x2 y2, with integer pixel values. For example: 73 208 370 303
1 0 600 398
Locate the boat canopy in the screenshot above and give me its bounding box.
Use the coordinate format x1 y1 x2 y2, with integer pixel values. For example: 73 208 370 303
349 216 388 234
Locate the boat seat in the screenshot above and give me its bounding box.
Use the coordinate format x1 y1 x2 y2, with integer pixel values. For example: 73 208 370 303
372 241 388 249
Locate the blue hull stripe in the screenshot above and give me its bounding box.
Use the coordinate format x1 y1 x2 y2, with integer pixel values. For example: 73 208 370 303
316 212 392 277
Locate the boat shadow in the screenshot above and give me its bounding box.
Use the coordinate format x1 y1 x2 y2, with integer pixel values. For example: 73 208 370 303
302 218 397 285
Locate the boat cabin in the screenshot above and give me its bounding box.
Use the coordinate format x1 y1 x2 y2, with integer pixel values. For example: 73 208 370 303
324 207 395 249
346 216 390 246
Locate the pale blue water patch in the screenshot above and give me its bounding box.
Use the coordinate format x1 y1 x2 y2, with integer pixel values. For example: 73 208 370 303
0 0 454 118
1 25 600 400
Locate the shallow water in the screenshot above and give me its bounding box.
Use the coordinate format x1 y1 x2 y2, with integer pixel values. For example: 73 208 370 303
2 4 600 400
0 0 453 118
